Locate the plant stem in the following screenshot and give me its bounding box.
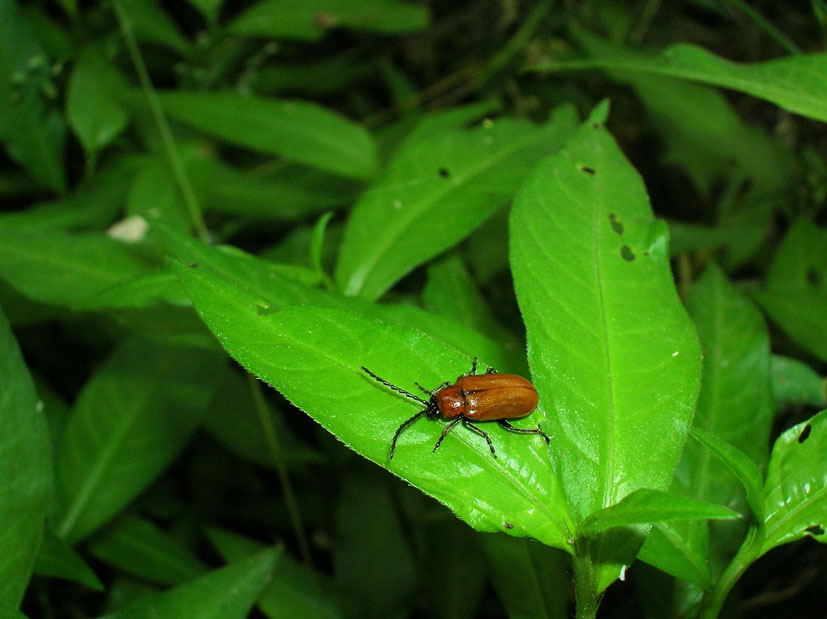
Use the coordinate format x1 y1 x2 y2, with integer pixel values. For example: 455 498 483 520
247 373 312 566
572 552 601 619
701 526 763 618
112 0 210 243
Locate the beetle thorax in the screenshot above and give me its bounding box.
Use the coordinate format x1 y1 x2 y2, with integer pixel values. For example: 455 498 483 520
434 385 466 419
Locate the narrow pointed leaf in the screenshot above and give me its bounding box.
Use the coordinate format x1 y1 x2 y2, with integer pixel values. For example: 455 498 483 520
100 548 278 619
690 427 764 521
33 530 103 591
228 0 429 40
580 489 739 537
172 259 574 550
510 105 702 592
151 91 378 180
530 44 827 123
335 105 578 299
0 306 52 607
761 410 827 553
87 514 207 585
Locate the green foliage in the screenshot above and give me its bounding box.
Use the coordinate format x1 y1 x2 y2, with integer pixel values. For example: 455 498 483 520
0 1 825 618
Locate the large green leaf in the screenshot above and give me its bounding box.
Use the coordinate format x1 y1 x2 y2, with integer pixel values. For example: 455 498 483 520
510 105 702 593
54 338 225 542
530 43 827 123
753 218 827 362
172 259 573 550
0 227 148 307
0 305 52 607
335 104 578 299
761 410 827 553
227 0 428 40
99 548 278 619
151 91 378 180
155 221 522 371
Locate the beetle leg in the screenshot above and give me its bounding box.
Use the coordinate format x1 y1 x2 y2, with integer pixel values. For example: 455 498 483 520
485 367 498 374
390 410 427 460
498 420 550 445
432 417 462 453
463 418 497 457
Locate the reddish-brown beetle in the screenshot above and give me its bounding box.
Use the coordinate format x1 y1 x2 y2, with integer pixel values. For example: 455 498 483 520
362 359 549 459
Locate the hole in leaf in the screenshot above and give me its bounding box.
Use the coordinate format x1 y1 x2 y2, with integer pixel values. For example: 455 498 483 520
188 262 198 268
797 424 812 443
620 245 636 261
591 122 601 129
805 525 825 536
807 269 822 286
503 522 514 529
609 213 624 235
580 165 596 175
438 168 450 178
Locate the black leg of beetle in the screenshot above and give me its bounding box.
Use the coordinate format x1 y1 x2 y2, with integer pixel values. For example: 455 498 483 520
390 410 427 460
470 357 477 375
432 417 462 453
498 419 550 445
462 418 497 457
485 367 498 374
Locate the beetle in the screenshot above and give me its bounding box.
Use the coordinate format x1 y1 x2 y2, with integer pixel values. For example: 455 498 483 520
361 358 549 459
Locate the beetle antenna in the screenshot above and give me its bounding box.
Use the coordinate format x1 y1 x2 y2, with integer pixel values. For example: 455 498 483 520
361 367 429 406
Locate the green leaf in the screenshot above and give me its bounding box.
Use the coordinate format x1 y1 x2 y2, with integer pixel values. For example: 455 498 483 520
0 227 148 307
573 29 791 198
636 522 711 588
119 0 191 56
689 427 764 521
207 528 343 619
150 91 378 180
335 104 578 299
33 529 103 591
510 107 702 592
579 489 739 537
155 221 522 371
172 259 574 550
87 514 207 586
0 305 52 607
126 155 189 231
481 535 568 619
685 262 773 476
0 0 66 192
761 410 827 553
99 548 278 619
771 354 826 410
66 44 129 158
227 0 428 40
530 43 827 123
54 338 225 542
753 218 827 362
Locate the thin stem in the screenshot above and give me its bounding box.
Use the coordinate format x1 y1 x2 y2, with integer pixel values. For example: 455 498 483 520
112 0 210 242
701 525 763 618
246 373 312 566
572 552 601 619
